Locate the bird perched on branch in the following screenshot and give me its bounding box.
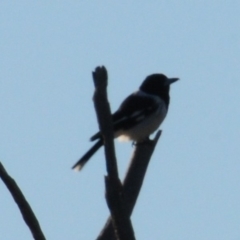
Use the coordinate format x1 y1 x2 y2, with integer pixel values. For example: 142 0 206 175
72 73 179 171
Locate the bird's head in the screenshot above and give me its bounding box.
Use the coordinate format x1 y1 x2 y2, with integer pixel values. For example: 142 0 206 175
140 74 179 96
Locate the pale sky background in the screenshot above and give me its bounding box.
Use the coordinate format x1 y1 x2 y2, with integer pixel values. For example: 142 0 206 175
1 1 240 240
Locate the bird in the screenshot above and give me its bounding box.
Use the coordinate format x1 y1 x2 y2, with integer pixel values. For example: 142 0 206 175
72 73 179 171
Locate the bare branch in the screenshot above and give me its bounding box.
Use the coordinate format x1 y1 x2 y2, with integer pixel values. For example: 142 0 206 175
92 66 136 240
92 66 118 178
0 162 46 240
97 131 162 240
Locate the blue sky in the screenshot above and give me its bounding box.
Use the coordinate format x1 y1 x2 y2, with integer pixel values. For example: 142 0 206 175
1 1 240 239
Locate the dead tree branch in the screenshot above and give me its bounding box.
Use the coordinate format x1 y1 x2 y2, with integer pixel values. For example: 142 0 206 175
92 66 136 240
0 162 46 240
97 131 162 240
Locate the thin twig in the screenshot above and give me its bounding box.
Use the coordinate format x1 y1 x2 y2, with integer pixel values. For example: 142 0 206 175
0 162 46 240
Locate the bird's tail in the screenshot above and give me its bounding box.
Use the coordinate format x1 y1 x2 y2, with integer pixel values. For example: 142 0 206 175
72 139 103 171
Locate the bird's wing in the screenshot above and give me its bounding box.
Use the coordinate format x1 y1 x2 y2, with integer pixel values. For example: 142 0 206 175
90 92 160 141
112 92 160 131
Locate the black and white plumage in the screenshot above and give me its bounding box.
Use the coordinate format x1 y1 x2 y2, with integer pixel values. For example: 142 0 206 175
72 74 179 171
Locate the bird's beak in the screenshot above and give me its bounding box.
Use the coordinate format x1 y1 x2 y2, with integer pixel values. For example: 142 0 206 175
167 78 179 85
